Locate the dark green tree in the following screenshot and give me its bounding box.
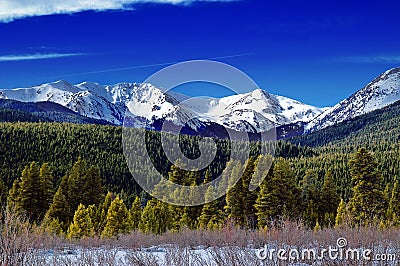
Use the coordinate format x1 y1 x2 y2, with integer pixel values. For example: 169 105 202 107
320 170 340 227
300 169 320 228
254 159 300 227
139 198 171 235
348 148 386 225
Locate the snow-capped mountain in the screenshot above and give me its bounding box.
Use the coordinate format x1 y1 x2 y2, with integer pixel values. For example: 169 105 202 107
0 80 325 133
307 67 400 132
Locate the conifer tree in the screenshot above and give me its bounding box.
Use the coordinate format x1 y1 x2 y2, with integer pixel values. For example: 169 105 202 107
9 162 54 222
225 161 245 226
335 199 347 227
129 196 142 230
7 178 21 212
0 178 7 207
320 170 340 227
139 198 171 234
254 159 300 226
38 163 54 221
43 217 64 236
204 169 212 184
19 162 40 221
46 158 103 228
45 187 70 231
254 164 274 229
300 169 320 228
240 157 257 228
348 148 386 225
198 186 223 229
181 180 202 230
82 166 103 207
387 177 400 226
67 204 94 239
96 191 113 234
102 196 130 238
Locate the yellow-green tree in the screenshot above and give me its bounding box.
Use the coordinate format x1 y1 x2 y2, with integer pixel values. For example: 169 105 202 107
129 196 142 230
102 196 130 238
67 204 94 239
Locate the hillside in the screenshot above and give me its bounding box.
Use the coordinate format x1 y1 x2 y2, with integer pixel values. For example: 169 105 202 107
291 99 400 147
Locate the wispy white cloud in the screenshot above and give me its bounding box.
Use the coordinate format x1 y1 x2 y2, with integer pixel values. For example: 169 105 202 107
336 55 400 64
0 53 84 62
0 0 238 22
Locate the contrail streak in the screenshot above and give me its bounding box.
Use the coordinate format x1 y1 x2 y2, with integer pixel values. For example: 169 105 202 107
55 53 255 78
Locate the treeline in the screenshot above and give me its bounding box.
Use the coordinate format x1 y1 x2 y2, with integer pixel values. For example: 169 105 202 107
2 146 399 239
0 122 312 199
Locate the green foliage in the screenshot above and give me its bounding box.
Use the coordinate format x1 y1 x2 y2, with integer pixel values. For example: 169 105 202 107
139 199 171 235
335 199 347 227
300 169 320 228
348 148 387 225
7 162 54 223
255 159 301 228
198 186 224 229
320 170 340 227
102 196 130 238
46 158 103 229
129 196 142 230
67 204 94 239
224 161 245 226
387 177 400 226
45 187 70 231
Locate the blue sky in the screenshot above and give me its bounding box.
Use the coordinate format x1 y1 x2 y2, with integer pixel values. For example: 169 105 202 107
0 0 399 107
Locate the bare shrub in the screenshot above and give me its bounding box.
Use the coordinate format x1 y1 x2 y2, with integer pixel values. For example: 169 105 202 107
0 207 35 266
125 250 160 266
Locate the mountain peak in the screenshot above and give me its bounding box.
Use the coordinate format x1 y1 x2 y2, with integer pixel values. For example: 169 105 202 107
307 67 400 132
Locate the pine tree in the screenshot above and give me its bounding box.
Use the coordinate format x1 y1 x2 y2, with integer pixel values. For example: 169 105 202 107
204 169 212 184
335 199 347 227
129 196 142 230
348 148 386 225
7 177 21 212
43 217 64 236
82 166 103 207
45 187 70 231
300 169 320 228
96 192 113 234
320 170 340 227
387 177 400 226
0 178 7 207
254 159 300 227
19 162 40 222
7 162 54 223
225 161 245 226
313 220 321 232
240 157 257 228
46 158 103 229
139 198 171 234
198 185 223 229
254 164 274 229
102 196 130 238
67 204 94 239
37 163 54 221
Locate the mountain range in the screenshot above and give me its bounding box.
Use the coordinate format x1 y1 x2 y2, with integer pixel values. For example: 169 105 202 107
0 67 399 137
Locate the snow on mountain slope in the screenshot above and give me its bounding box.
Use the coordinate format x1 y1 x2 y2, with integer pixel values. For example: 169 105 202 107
180 89 326 132
0 81 325 132
307 67 400 132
